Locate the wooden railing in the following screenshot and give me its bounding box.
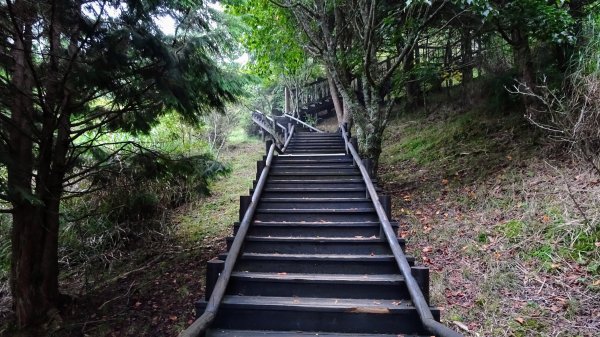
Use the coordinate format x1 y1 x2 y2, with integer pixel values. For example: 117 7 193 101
289 57 401 116
340 125 463 337
252 110 286 146
281 113 323 133
291 78 330 112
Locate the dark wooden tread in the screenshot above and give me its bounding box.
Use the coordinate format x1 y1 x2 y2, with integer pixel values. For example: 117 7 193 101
220 295 414 311
207 329 428 337
230 271 404 284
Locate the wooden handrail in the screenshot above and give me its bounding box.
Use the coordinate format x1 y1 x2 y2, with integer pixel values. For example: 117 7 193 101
252 116 283 144
282 124 295 153
178 144 277 337
340 126 463 337
282 113 324 133
254 110 286 132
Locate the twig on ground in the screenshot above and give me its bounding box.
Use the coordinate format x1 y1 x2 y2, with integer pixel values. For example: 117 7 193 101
91 254 163 292
98 280 136 310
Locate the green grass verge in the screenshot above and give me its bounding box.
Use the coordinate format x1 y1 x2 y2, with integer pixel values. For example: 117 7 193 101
175 130 263 243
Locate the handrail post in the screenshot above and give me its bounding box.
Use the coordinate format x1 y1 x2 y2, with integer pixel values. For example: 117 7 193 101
205 259 224 301
411 266 430 305
362 158 373 178
350 138 358 166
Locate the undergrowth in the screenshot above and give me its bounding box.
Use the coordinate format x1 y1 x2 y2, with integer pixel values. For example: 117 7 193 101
0 113 260 335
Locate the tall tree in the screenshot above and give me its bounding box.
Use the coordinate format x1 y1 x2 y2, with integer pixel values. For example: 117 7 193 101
277 0 448 171
0 0 238 330
465 0 577 114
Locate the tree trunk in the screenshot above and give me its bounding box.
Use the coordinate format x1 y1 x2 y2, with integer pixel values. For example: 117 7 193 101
8 4 61 327
461 28 473 105
326 70 344 126
404 48 422 109
8 1 71 329
511 28 537 115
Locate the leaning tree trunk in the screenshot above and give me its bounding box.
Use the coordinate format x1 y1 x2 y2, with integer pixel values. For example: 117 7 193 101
326 70 344 126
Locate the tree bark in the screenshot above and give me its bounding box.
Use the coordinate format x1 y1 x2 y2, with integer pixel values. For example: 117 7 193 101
511 27 537 115
326 70 344 126
461 28 473 105
7 1 58 328
8 1 74 329
404 48 422 109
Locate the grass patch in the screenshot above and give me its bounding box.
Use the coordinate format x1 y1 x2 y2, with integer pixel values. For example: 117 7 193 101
380 99 539 184
500 219 525 241
175 130 262 243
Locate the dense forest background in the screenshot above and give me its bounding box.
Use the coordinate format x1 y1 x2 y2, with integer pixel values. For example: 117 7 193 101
1 0 599 336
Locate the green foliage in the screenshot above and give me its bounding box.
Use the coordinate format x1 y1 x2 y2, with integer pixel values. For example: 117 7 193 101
176 133 262 243
59 148 229 266
224 0 308 78
466 0 575 44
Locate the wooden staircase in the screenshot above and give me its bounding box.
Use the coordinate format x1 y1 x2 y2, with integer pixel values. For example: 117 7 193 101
194 131 448 336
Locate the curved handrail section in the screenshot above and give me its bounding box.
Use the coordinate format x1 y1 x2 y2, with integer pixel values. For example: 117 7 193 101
282 113 324 133
340 126 463 337
178 144 277 337
282 124 295 153
252 111 285 146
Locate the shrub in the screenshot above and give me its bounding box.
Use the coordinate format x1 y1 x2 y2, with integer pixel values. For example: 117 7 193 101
515 15 600 170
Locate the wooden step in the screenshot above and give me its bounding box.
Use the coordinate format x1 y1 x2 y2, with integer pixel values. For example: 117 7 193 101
233 221 398 238
199 296 438 334
227 272 409 299
207 329 429 337
226 236 405 254
221 252 414 274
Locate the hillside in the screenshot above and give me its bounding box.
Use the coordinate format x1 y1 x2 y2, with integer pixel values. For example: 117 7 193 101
378 92 600 336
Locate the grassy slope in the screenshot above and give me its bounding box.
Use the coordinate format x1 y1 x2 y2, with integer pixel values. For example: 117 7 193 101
379 94 599 336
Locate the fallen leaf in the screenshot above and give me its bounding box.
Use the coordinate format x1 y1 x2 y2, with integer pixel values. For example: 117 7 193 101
515 317 525 325
422 246 433 253
348 307 389 314
442 179 449 185
169 315 178 321
453 321 469 332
